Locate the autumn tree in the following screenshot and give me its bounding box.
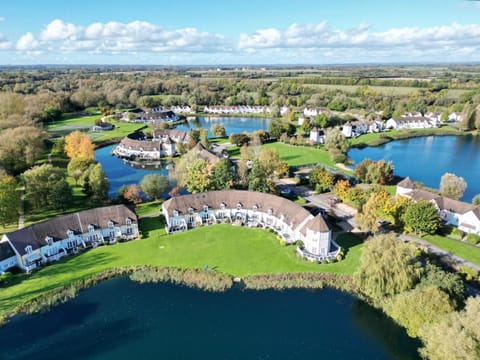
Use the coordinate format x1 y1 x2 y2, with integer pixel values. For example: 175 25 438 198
333 179 351 202
309 166 334 193
258 147 288 179
124 185 143 204
0 175 20 226
185 159 213 194
140 174 169 200
210 124 226 137
64 130 95 160
355 192 380 233
402 200 440 235
440 172 467 200
354 233 422 300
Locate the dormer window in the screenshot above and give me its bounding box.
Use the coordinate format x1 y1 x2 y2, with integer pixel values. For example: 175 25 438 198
67 230 74 238
268 208 273 215
46 236 53 246
203 205 209 212
25 245 32 254
173 210 179 217
126 218 132 226
108 221 114 228
88 224 95 232
188 207 194 215
220 203 226 210
237 203 242 210
252 205 258 211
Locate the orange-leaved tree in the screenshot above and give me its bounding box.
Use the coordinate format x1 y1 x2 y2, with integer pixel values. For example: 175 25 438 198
64 130 95 160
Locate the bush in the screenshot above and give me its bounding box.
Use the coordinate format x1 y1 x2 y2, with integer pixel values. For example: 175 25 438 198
459 266 478 282
465 233 480 245
295 240 304 247
279 239 287 246
450 227 465 240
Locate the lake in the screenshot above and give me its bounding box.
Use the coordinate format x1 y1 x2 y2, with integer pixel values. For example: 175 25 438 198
175 116 271 137
95 144 170 197
349 135 480 202
96 116 271 197
0 276 420 360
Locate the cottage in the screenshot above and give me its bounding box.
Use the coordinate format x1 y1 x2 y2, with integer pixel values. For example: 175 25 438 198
0 205 138 273
385 116 436 130
162 190 340 262
91 121 114 132
309 127 325 144
448 112 463 123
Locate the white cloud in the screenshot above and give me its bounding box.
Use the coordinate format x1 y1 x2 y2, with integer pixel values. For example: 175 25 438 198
16 32 39 51
15 19 229 55
238 22 480 60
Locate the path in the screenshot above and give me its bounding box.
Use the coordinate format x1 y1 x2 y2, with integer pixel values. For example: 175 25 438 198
18 187 25 229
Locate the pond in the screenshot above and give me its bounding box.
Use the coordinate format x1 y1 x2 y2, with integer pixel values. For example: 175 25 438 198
349 135 480 202
95 145 170 197
175 116 271 137
0 276 420 360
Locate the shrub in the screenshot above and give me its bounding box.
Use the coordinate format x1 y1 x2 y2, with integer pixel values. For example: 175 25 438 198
450 227 465 240
279 239 287 247
465 233 480 245
295 240 304 247
459 266 478 282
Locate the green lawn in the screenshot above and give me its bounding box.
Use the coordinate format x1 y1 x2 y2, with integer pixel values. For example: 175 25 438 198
424 234 480 266
262 142 335 167
0 221 363 319
46 116 146 144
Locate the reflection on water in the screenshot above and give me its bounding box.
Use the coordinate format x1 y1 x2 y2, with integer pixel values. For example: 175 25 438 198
349 135 480 202
0 277 420 360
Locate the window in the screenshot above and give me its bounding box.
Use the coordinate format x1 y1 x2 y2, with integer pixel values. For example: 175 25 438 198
173 210 179 217
88 224 94 232
220 203 226 210
46 237 53 246
108 221 114 228
67 230 74 237
25 245 33 254
253 205 258 211
203 205 209 212
237 203 242 210
126 218 132 225
268 208 273 215
188 207 194 215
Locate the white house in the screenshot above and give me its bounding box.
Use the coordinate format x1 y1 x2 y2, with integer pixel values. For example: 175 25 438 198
0 205 139 273
0 242 17 273
448 112 463 122
385 116 436 130
341 121 369 138
458 208 480 235
162 190 340 262
368 119 384 133
309 127 325 144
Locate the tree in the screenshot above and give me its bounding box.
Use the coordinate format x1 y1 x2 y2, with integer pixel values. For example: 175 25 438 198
440 172 467 200
402 200 440 235
199 128 210 149
248 159 268 192
258 147 286 179
417 263 465 307
229 133 249 147
324 127 348 162
124 185 143 204
309 166 334 193
22 164 72 211
419 296 480 360
67 158 94 185
64 130 95 160
140 174 169 200
213 159 234 190
85 163 109 201
355 159 394 184
210 124 226 137
0 175 20 226
355 192 380 233
185 159 213 194
0 126 47 175
333 179 351 202
385 286 454 337
354 233 422 300
473 194 480 206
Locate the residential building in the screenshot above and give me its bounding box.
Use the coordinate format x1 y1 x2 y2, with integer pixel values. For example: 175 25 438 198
309 127 325 144
162 190 340 262
0 205 138 273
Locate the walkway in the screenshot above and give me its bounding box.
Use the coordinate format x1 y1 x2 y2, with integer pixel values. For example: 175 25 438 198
18 187 25 229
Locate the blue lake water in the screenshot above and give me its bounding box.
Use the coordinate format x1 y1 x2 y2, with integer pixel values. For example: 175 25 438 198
96 116 271 196
175 116 271 137
349 135 480 202
0 276 420 360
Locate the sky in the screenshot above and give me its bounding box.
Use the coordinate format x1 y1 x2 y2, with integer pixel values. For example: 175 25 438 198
1 0 480 65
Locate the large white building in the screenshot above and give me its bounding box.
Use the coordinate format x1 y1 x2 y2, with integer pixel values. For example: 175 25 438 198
0 205 138 273
162 190 340 262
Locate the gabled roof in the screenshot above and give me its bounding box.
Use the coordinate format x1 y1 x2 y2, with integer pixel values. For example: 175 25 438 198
0 241 16 261
434 197 476 215
191 143 221 164
397 177 415 190
163 190 313 230
405 189 440 202
4 205 137 256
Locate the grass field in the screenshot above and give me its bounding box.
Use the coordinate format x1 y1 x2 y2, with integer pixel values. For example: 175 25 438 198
0 221 363 319
46 116 147 143
424 234 480 266
302 83 467 98
262 142 336 168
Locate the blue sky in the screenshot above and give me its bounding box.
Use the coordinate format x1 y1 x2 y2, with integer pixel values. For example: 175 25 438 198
1 0 480 64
